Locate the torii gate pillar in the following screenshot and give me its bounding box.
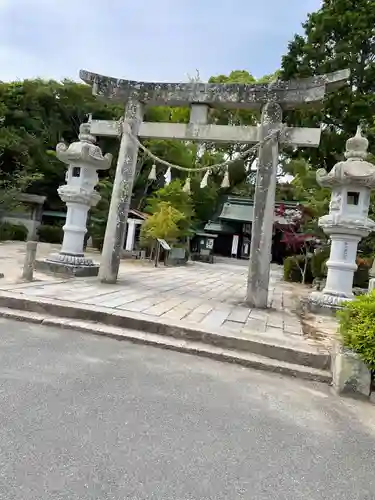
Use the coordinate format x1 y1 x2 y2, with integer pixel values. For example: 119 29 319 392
80 69 349 289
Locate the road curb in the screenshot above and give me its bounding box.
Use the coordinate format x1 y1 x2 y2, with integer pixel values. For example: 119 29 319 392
0 307 331 384
0 291 331 372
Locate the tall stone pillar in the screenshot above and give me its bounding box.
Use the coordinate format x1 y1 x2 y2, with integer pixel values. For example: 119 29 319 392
36 124 112 277
99 100 144 284
246 102 282 308
309 127 375 311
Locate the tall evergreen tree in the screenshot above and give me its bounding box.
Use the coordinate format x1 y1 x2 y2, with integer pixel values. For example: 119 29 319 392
281 0 375 171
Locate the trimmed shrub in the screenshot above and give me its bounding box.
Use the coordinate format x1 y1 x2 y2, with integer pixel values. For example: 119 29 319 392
12 223 28 241
91 235 104 251
89 220 106 251
37 224 63 244
353 257 372 289
0 221 28 241
310 249 372 289
0 222 11 241
283 255 313 284
311 246 330 279
338 291 375 369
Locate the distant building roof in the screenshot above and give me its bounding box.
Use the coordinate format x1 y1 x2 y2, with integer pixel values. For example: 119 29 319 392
204 221 236 234
224 195 300 208
195 231 218 238
219 202 254 223
218 198 300 225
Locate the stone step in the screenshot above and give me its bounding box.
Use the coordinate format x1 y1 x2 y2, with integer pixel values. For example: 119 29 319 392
0 307 331 384
0 291 330 370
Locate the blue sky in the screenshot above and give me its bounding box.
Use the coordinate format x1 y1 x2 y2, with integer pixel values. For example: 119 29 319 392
0 0 321 83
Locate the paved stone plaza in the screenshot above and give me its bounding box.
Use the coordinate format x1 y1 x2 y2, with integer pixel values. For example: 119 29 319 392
0 242 322 349
0 241 101 284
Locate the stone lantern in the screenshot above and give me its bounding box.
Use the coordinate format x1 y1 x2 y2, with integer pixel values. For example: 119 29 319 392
309 126 375 311
37 123 112 276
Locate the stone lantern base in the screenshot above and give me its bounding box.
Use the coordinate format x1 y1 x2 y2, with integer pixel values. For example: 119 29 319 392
306 290 352 316
35 253 99 278
331 341 371 399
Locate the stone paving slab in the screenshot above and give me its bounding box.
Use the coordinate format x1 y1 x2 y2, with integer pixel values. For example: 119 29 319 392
2 262 288 326
0 241 328 365
0 251 313 342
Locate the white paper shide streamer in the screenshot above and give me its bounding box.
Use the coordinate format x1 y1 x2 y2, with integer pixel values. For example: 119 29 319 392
200 169 210 188
148 163 157 181
164 166 172 185
221 167 230 188
183 177 191 194
128 125 283 191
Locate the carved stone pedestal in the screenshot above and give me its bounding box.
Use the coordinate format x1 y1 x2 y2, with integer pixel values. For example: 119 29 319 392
307 290 351 316
35 253 99 278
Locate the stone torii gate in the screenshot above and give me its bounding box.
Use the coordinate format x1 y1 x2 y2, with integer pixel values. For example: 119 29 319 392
80 68 349 308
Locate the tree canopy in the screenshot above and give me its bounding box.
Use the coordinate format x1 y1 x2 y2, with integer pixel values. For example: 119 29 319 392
281 0 375 171
0 70 271 227
2 0 375 254
279 0 375 251
141 202 187 246
0 79 122 211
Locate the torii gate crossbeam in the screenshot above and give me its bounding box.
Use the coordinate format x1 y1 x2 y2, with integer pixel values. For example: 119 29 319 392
80 69 350 308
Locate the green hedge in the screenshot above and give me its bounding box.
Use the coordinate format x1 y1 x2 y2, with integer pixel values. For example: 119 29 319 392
311 247 330 279
353 258 372 289
310 248 371 289
0 221 28 241
89 220 105 251
37 224 63 244
354 266 370 289
283 255 314 284
338 291 375 370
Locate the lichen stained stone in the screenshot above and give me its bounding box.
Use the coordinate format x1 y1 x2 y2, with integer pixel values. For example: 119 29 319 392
79 69 350 110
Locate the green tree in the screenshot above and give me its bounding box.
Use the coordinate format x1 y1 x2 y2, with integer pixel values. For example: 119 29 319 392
141 202 186 245
207 70 277 188
0 79 121 211
284 158 330 217
280 0 375 251
136 70 286 222
145 180 194 237
283 157 331 238
88 179 114 250
190 177 220 227
281 0 375 171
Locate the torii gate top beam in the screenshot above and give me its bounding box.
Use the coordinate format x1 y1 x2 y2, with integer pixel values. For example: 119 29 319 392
79 69 350 111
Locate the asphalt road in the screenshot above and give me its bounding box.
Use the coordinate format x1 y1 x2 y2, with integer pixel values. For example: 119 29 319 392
0 318 375 499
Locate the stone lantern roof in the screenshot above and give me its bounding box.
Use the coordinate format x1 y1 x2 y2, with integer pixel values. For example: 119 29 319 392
316 126 375 188
56 123 112 170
